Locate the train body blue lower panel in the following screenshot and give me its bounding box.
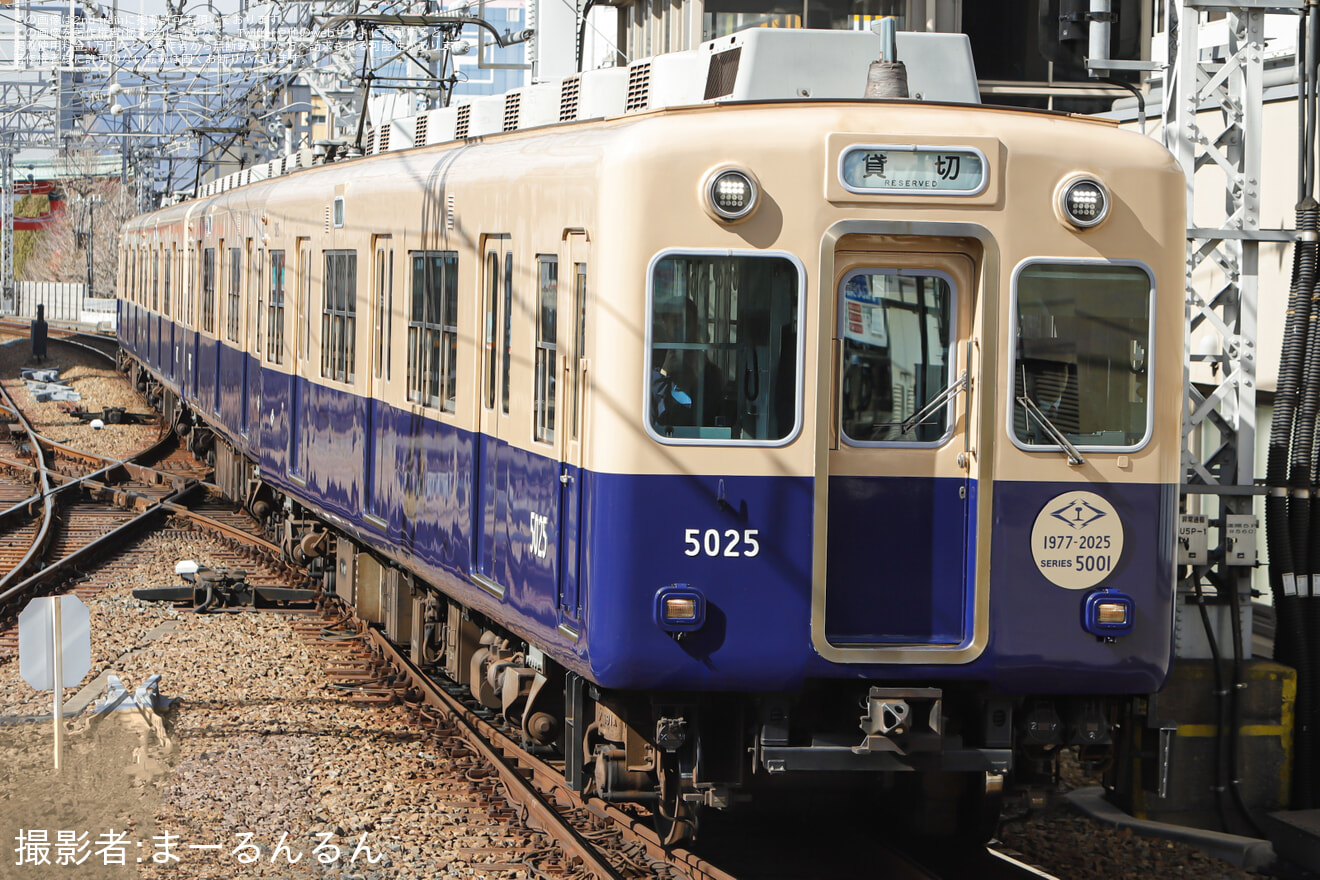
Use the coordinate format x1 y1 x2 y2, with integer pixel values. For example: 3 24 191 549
120 309 1175 697
825 474 972 646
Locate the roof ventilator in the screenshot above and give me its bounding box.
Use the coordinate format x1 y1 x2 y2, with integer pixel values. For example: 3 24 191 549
503 93 521 132
560 76 580 122
625 63 651 112
704 47 741 100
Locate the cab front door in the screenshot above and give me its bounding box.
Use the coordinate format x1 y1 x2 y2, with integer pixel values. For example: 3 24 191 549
823 241 979 649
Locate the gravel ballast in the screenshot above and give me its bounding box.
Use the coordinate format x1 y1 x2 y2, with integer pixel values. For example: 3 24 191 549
0 333 158 461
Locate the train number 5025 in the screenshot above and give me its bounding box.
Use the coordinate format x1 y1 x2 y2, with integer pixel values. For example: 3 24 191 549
684 529 761 558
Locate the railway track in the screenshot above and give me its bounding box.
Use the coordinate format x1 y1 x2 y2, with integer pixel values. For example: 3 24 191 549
0 479 305 659
295 606 1062 880
0 388 200 585
0 318 118 360
0 329 223 653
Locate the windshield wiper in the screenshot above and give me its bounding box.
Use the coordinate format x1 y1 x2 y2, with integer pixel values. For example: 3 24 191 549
894 371 968 436
1017 394 1085 465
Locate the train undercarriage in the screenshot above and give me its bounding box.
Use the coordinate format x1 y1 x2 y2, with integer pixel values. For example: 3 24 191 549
133 365 1125 843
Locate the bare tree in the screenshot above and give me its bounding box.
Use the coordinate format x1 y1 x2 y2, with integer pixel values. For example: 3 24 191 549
13 193 49 278
18 160 138 297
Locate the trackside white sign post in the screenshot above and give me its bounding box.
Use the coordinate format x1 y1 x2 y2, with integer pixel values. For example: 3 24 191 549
18 595 91 770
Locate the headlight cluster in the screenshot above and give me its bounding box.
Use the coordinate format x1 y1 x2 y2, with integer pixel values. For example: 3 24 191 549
703 167 760 223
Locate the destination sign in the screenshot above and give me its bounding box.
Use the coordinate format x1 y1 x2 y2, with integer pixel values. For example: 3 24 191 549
840 146 986 195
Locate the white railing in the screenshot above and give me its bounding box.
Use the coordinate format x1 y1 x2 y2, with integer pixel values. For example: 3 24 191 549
12 282 117 330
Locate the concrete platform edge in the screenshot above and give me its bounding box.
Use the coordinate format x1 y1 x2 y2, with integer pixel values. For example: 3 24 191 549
1064 786 1277 870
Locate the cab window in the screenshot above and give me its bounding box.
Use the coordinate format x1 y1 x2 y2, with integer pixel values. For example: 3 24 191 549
1012 261 1153 450
839 269 954 445
648 253 800 444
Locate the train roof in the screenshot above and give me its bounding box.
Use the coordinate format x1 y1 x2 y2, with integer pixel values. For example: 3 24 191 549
171 28 993 204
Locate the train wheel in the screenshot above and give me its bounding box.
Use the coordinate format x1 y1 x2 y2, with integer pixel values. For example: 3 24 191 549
652 752 696 846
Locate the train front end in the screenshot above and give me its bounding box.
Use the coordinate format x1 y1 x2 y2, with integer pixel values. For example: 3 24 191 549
577 95 1184 830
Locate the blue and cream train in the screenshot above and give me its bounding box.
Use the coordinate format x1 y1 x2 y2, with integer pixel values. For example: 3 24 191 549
117 28 1183 838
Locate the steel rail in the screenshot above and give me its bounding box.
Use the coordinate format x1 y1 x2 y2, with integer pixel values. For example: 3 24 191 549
362 627 631 880
156 500 284 556
0 378 54 599
0 390 188 514
910 842 1063 880
360 619 1064 880
0 368 204 605
0 318 119 364
0 429 189 583
984 848 1064 879
363 627 742 880
0 479 205 606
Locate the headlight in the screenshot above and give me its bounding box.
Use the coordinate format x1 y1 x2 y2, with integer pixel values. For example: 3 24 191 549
703 167 759 223
1058 176 1110 230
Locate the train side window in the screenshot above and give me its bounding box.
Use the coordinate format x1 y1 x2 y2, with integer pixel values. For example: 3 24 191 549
648 252 802 444
254 246 264 357
267 250 285 364
373 245 394 383
251 241 261 352
226 246 242 342
502 251 513 415
174 245 181 320
839 269 955 446
186 245 196 327
1011 261 1154 451
387 249 394 383
572 263 586 440
321 250 357 383
296 239 310 361
534 256 557 444
484 251 498 410
442 253 458 412
407 250 458 411
201 248 216 334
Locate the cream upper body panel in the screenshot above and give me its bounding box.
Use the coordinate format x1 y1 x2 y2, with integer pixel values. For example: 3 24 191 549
588 102 1184 484
124 100 1184 486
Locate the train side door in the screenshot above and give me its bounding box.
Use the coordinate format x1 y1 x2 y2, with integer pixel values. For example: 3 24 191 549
473 234 512 590
154 249 163 371
214 241 227 416
164 246 175 384
242 240 257 438
151 248 161 370
289 238 311 481
557 233 589 623
364 236 392 523
182 246 191 396
824 246 978 649
191 242 208 401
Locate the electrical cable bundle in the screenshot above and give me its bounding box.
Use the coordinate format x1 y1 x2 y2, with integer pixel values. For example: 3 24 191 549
1266 4 1320 809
